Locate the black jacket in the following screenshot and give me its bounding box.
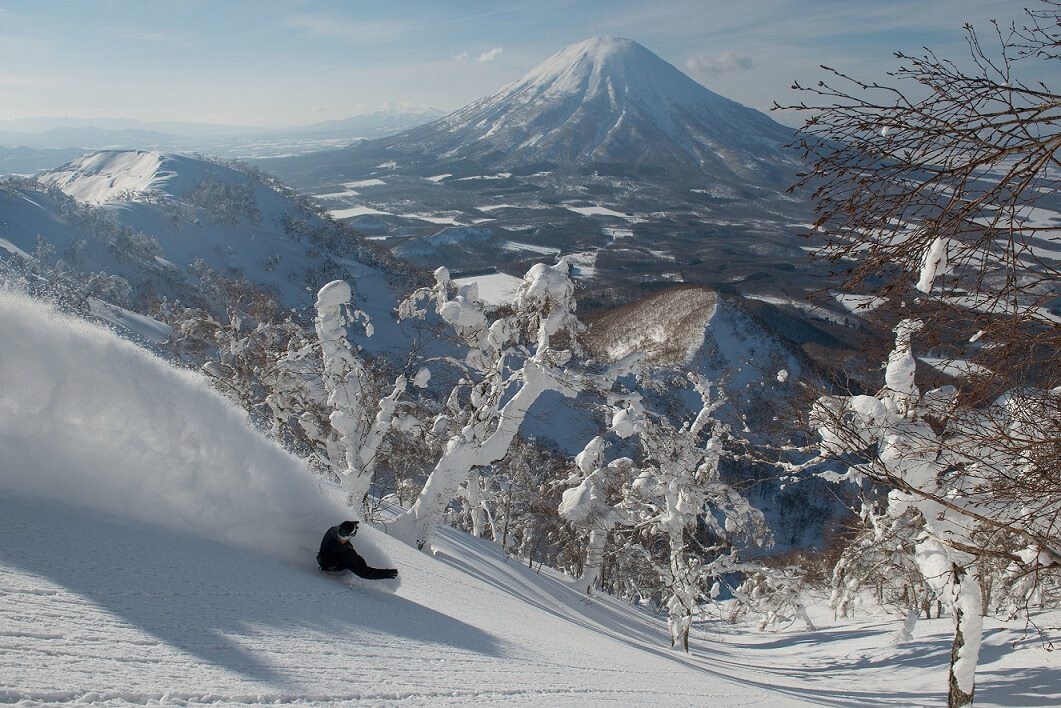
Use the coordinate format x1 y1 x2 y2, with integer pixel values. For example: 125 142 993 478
317 525 358 569
316 526 397 580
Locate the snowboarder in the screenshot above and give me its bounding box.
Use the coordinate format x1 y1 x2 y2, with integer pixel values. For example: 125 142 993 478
317 521 398 580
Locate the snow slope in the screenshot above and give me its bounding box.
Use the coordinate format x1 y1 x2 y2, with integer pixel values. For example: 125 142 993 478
1 292 1055 705
40 150 238 205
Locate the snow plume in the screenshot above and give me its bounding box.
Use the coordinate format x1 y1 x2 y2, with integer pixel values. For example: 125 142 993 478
0 291 386 566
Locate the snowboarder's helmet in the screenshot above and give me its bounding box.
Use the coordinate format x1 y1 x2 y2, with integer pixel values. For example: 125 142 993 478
337 520 359 540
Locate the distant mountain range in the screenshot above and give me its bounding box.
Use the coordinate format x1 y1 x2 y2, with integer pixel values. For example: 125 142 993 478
0 108 447 173
0 145 86 175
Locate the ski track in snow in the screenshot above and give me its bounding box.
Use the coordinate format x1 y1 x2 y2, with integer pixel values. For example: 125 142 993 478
1 293 1057 706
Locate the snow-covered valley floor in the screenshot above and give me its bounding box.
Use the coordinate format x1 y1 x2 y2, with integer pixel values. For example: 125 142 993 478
1 293 1057 706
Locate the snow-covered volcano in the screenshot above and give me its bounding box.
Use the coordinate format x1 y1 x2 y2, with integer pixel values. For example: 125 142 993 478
380 37 797 182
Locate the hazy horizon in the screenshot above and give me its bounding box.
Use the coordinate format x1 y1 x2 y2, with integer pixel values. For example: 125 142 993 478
0 0 1038 131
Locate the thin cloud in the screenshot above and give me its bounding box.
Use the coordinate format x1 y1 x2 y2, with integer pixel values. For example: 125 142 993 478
454 47 503 62
685 50 755 78
284 15 400 42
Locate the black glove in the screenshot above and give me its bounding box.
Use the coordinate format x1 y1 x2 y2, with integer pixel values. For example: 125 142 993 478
384 568 398 579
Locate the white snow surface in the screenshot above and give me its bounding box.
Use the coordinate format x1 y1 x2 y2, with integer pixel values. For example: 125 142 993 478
502 241 561 256
329 205 391 219
39 150 252 206
86 297 172 344
833 292 887 314
566 205 637 220
1 292 1056 706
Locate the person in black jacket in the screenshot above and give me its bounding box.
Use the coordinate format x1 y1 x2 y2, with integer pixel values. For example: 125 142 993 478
317 520 398 580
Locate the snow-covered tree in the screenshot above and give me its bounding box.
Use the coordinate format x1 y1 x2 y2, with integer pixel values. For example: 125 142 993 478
558 437 631 594
724 562 817 632
801 318 1060 705
561 373 771 651
828 504 944 640
781 8 1060 703
314 279 409 514
387 261 640 551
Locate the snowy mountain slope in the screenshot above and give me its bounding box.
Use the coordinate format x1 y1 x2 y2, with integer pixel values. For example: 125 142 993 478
5 491 1057 707
40 150 205 204
583 286 800 403
518 286 804 457
386 37 798 181
1 291 1055 706
584 286 719 365
3 151 408 350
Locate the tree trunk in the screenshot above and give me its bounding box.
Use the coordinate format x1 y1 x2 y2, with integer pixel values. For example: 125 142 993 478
501 484 512 550
467 469 484 537
580 528 607 595
947 563 983 707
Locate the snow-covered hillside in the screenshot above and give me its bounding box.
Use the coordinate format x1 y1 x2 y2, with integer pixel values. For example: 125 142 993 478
1 291 1054 705
583 286 800 410
2 151 408 349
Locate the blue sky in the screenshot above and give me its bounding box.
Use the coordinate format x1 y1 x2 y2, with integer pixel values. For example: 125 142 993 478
0 0 1035 128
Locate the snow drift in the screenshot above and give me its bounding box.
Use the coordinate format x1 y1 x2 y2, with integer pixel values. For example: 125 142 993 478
0 291 388 566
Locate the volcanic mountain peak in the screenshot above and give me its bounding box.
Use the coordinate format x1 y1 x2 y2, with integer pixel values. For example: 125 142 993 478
381 36 797 182
507 36 701 105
